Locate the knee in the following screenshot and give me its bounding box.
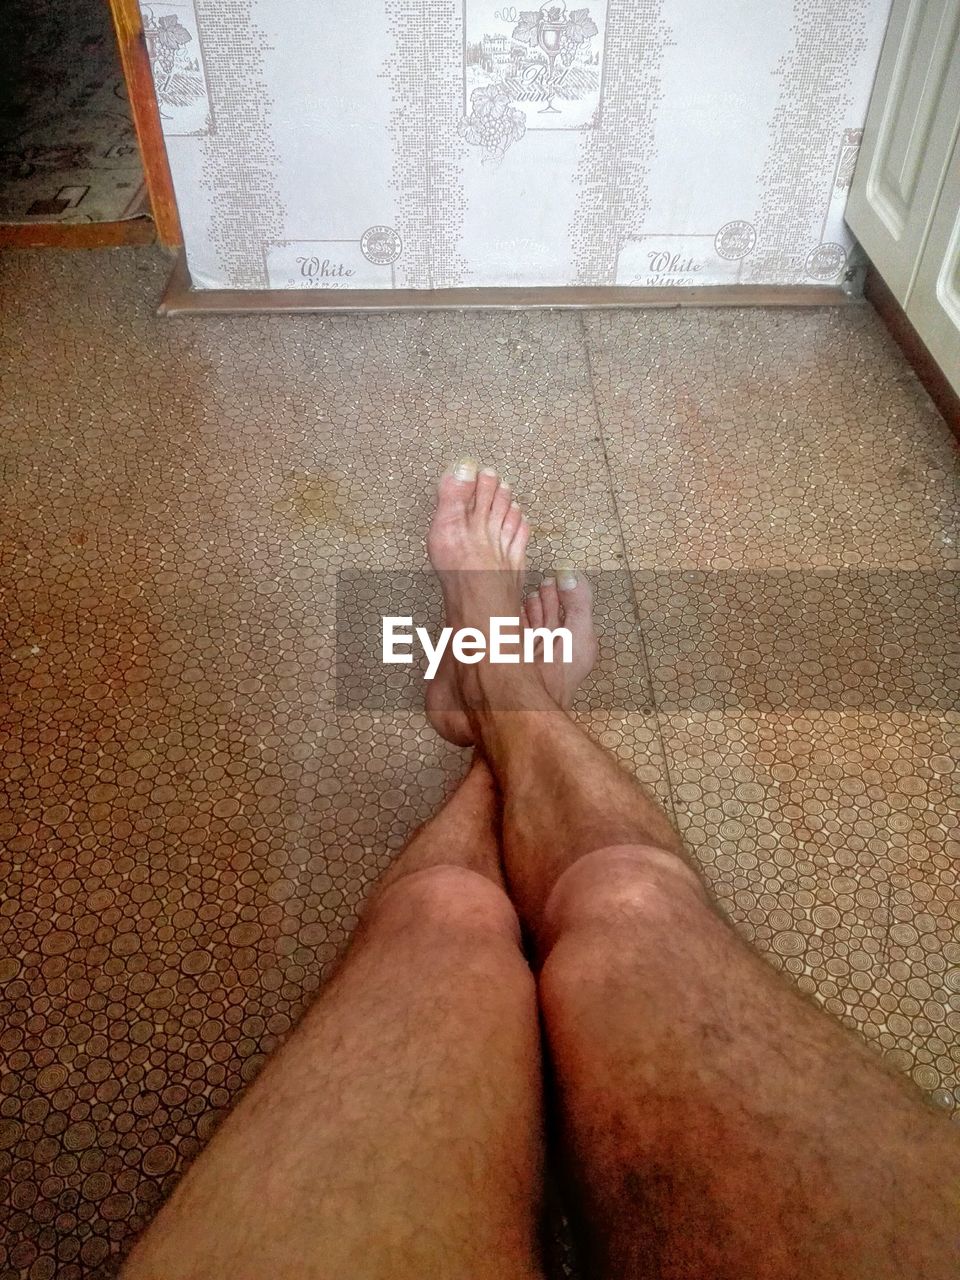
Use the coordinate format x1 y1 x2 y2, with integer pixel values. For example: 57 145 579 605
543 844 707 943
539 845 708 987
538 846 710 1039
367 864 522 945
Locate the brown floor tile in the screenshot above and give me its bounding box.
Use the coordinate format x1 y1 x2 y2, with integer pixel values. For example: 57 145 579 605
584 308 960 570
633 568 959 716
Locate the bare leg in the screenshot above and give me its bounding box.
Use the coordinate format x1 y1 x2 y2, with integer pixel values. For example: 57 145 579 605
493 705 960 1280
427 464 960 1280
123 756 545 1280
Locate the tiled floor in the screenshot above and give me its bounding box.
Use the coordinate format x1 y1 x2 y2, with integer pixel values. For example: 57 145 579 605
1 249 958 1277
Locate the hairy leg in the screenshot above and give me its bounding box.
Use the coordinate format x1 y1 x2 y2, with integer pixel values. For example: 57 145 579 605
539 843 960 1280
485 677 960 1280
426 463 960 1280
123 757 545 1280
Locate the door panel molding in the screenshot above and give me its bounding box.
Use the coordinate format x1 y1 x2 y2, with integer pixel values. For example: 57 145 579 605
908 132 960 394
869 3 959 233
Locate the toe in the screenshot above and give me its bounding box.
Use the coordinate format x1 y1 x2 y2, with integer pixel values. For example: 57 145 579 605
538 577 561 628
525 591 544 630
489 481 512 536
471 466 500 519
437 458 478 514
509 515 530 563
556 563 594 626
501 499 522 550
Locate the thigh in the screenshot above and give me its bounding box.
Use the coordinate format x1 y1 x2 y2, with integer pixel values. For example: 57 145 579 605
124 866 545 1280
538 846 960 1280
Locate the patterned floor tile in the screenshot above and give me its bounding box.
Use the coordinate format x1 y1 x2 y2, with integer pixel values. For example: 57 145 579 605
584 308 960 570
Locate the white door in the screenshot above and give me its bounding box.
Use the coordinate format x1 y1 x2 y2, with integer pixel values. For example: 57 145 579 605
908 133 960 392
846 0 960 305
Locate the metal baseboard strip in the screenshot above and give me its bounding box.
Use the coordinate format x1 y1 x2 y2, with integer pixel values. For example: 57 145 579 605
158 250 856 316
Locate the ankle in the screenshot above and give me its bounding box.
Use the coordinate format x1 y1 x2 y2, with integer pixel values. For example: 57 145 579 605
460 660 562 747
459 654 549 713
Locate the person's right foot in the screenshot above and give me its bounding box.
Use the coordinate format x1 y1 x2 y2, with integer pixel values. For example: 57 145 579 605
425 458 528 744
425 460 598 745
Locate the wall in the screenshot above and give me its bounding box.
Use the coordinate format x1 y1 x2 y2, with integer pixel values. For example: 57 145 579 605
142 0 893 291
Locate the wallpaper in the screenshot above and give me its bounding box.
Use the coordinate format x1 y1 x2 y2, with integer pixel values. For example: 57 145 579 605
142 0 893 291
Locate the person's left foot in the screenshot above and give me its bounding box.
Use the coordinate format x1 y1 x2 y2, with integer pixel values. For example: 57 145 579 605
522 566 598 714
425 462 598 745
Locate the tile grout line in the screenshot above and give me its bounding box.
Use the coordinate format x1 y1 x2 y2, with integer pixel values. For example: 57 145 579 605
576 310 684 834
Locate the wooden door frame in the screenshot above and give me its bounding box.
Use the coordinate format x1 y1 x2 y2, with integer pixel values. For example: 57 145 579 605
0 0 182 248
107 0 182 246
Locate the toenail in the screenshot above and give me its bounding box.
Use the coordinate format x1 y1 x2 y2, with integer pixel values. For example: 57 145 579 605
480 466 498 477
555 561 577 589
541 576 555 587
453 457 478 481
510 499 520 509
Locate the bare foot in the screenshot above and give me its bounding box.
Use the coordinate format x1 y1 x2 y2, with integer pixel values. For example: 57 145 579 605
425 459 528 744
522 565 598 711
425 460 597 745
